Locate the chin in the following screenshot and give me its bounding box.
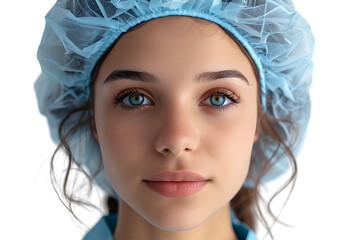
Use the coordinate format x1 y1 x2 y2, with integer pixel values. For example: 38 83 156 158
140 204 215 231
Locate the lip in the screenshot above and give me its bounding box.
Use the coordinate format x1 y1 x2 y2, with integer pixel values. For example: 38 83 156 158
143 170 210 182
143 171 211 197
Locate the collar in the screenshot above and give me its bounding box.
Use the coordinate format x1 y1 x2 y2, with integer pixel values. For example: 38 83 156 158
83 213 257 240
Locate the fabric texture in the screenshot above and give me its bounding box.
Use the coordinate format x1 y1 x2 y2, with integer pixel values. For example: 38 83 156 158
83 208 257 240
35 0 315 197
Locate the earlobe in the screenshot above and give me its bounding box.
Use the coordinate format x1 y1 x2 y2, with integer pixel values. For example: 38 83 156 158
91 117 99 142
253 130 259 143
253 118 260 143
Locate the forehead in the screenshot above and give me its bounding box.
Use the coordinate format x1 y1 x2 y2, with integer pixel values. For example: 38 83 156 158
114 15 240 58
97 15 257 86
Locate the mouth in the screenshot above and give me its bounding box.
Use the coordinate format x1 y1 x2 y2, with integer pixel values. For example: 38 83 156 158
143 170 210 182
143 180 210 198
143 170 211 197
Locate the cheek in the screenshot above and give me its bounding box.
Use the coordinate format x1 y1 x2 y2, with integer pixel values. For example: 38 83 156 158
94 105 152 189
205 108 257 189
98 122 151 199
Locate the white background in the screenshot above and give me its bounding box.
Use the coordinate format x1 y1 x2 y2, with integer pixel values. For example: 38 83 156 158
1 0 359 239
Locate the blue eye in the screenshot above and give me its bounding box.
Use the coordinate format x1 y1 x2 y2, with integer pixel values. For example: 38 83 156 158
113 87 241 113
206 94 230 106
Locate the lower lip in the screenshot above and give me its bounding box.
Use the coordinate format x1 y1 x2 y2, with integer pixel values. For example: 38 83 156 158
143 180 209 197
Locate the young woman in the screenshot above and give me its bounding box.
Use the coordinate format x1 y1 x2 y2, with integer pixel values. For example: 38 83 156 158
35 0 314 239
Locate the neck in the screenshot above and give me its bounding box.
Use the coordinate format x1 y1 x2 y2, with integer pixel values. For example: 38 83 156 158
113 200 238 240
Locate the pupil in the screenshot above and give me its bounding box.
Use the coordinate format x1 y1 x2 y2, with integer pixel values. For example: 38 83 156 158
130 94 143 105
211 94 224 106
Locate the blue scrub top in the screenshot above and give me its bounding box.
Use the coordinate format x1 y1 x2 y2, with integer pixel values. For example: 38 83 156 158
83 209 258 240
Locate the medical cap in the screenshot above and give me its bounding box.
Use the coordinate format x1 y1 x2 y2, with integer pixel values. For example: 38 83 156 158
35 0 314 198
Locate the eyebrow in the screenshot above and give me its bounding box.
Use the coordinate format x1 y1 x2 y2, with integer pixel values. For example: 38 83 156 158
103 69 249 85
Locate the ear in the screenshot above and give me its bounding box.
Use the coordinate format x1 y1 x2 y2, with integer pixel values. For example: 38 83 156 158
91 117 99 142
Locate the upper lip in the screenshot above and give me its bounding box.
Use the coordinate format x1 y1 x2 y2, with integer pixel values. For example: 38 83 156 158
143 171 210 182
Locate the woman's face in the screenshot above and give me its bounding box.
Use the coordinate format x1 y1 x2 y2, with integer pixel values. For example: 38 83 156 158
93 16 259 230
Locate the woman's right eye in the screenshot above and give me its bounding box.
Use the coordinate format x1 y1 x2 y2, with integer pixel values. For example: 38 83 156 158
113 88 152 112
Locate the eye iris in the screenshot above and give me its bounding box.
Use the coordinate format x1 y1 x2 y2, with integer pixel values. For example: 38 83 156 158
129 94 144 105
210 94 225 106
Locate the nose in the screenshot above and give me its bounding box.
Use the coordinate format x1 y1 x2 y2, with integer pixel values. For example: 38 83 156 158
154 106 199 157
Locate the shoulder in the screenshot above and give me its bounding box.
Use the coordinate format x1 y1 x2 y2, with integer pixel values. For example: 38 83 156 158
230 208 258 240
82 214 117 240
232 221 258 240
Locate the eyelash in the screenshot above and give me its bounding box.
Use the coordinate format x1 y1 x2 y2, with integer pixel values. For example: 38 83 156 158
112 87 241 113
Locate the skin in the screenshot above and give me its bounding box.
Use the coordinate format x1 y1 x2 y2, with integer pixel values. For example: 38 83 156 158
92 16 259 240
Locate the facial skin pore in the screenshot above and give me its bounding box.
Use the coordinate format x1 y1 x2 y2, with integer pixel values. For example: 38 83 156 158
92 16 259 240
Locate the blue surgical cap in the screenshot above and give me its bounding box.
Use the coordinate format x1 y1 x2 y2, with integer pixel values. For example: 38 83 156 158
35 0 315 198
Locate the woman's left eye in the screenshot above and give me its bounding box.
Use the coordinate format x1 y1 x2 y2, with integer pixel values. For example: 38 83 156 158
113 88 241 113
